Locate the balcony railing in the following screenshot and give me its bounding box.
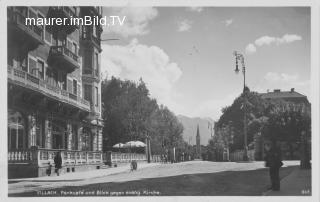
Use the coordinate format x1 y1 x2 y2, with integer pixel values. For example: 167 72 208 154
83 68 100 79
8 148 103 166
48 46 80 73
7 65 90 111
50 46 78 62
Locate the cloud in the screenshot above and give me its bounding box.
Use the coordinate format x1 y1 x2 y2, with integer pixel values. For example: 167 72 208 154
186 7 203 12
255 34 302 46
177 19 193 32
245 34 302 54
103 7 158 37
222 19 233 27
264 72 299 83
245 43 257 54
101 39 183 111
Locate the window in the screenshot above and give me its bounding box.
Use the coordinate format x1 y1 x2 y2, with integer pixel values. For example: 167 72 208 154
58 71 67 90
37 59 44 79
46 67 58 87
44 26 52 44
73 79 77 95
72 42 77 55
37 13 44 40
95 86 99 106
67 39 73 51
8 110 25 149
94 52 99 70
92 25 96 37
84 84 92 102
28 56 37 76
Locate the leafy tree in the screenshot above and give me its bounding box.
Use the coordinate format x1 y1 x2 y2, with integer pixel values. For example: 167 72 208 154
101 77 186 154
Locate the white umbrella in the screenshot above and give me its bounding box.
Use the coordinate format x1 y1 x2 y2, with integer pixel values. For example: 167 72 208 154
134 141 146 147
124 141 146 148
113 143 125 148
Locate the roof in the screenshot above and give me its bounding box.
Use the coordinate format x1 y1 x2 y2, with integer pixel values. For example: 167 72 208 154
259 89 309 104
260 91 307 99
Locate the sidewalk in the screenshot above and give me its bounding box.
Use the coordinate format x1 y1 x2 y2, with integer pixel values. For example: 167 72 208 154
8 162 160 194
264 167 311 196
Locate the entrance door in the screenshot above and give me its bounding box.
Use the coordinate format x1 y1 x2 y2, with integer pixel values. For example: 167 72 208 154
8 110 25 149
52 132 63 149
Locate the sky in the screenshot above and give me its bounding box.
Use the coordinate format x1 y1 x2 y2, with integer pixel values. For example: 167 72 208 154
100 7 310 121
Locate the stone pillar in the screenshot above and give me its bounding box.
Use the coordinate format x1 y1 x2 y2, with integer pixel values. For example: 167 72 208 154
28 114 36 148
44 117 52 149
92 127 98 151
97 127 103 151
67 123 72 150
78 125 83 151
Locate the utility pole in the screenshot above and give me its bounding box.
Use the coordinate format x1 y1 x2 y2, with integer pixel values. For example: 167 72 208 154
233 51 249 161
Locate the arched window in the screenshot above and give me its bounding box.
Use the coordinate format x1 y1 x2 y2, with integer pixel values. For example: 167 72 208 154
8 110 25 149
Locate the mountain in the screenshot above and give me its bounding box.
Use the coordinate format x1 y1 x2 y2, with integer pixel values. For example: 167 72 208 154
177 115 214 146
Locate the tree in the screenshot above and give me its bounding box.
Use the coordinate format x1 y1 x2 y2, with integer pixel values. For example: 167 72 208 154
101 77 186 155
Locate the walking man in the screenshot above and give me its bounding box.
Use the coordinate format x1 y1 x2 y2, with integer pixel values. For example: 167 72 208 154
264 141 283 191
54 152 62 176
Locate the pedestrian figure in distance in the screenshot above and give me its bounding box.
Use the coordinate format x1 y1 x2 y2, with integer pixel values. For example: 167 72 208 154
46 162 52 176
130 160 137 171
54 152 62 176
264 141 283 191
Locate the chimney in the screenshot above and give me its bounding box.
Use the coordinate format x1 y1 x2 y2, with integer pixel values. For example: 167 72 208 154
291 88 295 92
274 89 281 93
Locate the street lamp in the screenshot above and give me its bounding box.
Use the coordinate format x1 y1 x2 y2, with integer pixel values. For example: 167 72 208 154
233 51 249 161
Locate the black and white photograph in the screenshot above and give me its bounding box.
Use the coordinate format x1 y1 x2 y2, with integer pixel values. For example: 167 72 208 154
1 0 319 200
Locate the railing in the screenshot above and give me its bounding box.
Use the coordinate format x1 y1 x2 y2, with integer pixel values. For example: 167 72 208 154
8 148 103 166
8 149 34 162
8 8 43 41
106 152 147 164
83 68 100 78
7 65 90 111
50 46 78 63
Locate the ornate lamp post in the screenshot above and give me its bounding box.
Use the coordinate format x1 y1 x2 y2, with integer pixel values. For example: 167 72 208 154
233 51 249 161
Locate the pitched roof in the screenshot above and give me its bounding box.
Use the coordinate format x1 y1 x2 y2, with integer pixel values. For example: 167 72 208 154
260 90 307 99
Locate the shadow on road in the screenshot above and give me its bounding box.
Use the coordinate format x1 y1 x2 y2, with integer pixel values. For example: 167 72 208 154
9 165 299 197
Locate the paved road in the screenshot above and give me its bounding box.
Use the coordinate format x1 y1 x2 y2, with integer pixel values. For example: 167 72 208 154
8 160 300 196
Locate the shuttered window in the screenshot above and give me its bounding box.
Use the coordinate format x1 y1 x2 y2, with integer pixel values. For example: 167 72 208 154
28 57 37 76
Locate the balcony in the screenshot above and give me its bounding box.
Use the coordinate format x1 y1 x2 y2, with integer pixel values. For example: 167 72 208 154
48 46 80 73
46 6 78 34
7 8 44 50
7 65 90 112
81 32 101 51
82 68 100 82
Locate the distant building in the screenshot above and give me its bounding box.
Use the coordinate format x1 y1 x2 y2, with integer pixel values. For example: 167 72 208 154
260 88 310 113
257 88 310 160
196 124 201 159
260 88 309 104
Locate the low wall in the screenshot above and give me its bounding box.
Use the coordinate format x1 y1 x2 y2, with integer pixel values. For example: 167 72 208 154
229 149 255 162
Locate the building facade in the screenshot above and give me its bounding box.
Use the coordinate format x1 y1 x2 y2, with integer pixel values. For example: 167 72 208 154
257 88 311 160
7 6 104 178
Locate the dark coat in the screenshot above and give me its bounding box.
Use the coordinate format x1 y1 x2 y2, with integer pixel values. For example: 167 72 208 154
54 152 62 169
265 147 283 168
